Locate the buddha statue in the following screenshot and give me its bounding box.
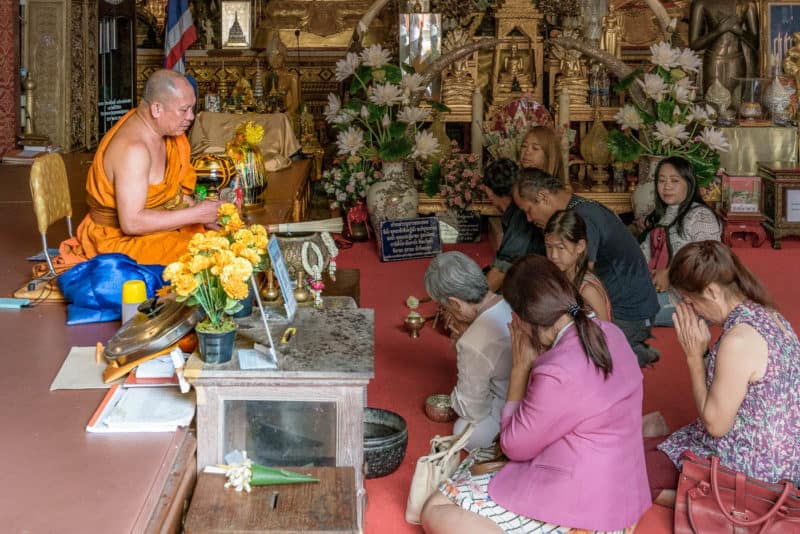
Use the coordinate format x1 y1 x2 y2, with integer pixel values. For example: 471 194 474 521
552 30 589 106
231 77 255 110
498 43 534 94
441 29 475 109
266 32 300 127
600 14 623 59
689 0 759 96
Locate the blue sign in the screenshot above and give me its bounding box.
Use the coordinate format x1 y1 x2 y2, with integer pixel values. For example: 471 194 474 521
379 217 442 262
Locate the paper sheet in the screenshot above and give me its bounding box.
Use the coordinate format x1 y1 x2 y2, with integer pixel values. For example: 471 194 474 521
50 346 119 391
238 348 278 370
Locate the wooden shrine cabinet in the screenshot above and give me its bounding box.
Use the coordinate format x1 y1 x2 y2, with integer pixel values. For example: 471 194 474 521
758 161 800 249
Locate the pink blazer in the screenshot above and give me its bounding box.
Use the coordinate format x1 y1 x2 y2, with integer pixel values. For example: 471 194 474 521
488 321 651 531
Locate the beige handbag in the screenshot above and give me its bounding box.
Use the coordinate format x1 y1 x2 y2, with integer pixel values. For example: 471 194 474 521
405 424 475 524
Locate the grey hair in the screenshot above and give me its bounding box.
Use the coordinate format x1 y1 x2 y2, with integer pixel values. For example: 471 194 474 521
142 69 187 104
515 167 565 201
424 252 488 304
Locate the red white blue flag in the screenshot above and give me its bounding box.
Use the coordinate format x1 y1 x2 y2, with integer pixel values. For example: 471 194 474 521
164 0 197 74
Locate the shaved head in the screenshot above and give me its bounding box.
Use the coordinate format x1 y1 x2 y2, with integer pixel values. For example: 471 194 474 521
142 69 191 104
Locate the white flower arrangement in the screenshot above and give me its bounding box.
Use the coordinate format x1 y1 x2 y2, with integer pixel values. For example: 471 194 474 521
609 41 729 188
324 44 446 165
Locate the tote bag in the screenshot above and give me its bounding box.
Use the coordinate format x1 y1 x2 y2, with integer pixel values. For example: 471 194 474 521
405 424 474 524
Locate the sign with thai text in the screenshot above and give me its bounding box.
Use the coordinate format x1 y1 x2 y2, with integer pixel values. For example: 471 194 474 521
378 217 442 262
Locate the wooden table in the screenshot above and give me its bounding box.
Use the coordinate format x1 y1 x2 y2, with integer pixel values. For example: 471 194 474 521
184 468 357 533
185 307 374 528
245 159 312 225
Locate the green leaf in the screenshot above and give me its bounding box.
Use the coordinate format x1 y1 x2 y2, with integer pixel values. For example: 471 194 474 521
613 68 642 94
401 62 416 75
224 297 243 315
250 465 320 486
426 99 450 113
388 121 407 139
379 137 414 161
656 100 675 123
608 129 642 162
367 102 384 123
687 154 719 188
384 64 403 84
423 161 442 196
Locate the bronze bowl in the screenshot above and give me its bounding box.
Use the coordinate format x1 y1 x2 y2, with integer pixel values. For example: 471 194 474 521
425 394 457 423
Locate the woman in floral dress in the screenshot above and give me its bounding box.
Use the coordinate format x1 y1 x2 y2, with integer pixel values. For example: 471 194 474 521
648 241 800 503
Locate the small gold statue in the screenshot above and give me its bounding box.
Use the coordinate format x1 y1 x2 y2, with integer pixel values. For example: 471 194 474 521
552 29 589 107
232 77 255 110
498 43 534 94
600 14 623 59
267 32 300 126
441 28 475 109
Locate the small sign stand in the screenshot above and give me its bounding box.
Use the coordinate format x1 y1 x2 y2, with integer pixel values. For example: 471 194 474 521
378 217 442 262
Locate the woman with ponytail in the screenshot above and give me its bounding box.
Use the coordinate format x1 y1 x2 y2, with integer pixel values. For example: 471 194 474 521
649 241 800 505
422 255 650 534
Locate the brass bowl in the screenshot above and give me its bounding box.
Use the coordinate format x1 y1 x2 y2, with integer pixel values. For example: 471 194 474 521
425 394 456 423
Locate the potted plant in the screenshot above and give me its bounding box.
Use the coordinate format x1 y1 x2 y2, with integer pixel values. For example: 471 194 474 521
322 156 382 241
324 44 446 231
424 144 483 211
163 204 268 364
608 41 730 220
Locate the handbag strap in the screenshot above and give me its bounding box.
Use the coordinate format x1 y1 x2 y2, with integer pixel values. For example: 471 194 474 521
424 424 475 464
710 456 793 527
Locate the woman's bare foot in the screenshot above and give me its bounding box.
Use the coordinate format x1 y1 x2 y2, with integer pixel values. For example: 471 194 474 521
642 411 670 438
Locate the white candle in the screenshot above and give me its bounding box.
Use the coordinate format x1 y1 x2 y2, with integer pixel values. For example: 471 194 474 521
559 90 570 127
471 87 484 168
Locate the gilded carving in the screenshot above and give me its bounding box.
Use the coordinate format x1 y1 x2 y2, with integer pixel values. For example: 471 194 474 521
27 1 66 148
0 0 19 155
490 0 544 104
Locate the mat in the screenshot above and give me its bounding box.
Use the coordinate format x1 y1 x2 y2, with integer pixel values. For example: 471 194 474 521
50 346 119 390
13 278 65 302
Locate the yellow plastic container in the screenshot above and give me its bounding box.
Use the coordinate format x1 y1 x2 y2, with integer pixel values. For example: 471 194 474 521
121 280 147 323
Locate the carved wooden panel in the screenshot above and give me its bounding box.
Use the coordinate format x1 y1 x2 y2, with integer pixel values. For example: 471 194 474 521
0 0 19 156
70 0 98 149
25 0 69 148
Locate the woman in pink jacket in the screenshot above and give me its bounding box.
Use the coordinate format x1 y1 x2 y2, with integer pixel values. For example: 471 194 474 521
421 255 651 533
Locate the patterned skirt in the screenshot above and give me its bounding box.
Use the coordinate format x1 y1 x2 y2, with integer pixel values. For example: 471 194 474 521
438 447 636 534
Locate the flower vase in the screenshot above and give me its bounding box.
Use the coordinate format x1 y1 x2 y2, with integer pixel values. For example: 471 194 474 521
197 327 237 364
235 146 267 208
633 155 663 222
366 160 419 233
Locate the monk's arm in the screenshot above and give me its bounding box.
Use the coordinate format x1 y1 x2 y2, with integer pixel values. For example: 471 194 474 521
114 143 221 235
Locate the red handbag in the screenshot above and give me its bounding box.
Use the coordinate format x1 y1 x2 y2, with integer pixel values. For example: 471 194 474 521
648 226 670 271
675 451 800 533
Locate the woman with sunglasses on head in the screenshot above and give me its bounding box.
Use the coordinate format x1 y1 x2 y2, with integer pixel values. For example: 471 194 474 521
647 241 800 505
421 255 650 534
639 156 721 326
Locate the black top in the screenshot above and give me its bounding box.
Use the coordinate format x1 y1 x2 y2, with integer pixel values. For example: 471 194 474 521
492 203 545 272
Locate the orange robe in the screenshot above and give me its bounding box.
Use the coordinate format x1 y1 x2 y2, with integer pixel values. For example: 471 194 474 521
75 110 205 265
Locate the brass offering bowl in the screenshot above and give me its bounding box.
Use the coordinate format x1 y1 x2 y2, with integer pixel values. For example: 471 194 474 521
425 394 457 423
404 312 425 338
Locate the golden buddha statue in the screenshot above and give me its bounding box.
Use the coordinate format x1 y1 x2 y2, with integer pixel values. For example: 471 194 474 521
783 33 800 90
299 105 324 180
600 14 623 59
497 43 534 94
266 32 301 126
231 76 255 110
441 29 475 109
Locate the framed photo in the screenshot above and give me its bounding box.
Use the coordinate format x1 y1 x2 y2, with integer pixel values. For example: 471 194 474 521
221 0 251 49
761 1 800 75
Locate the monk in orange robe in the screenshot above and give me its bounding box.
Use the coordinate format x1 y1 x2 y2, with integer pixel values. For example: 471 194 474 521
74 69 221 265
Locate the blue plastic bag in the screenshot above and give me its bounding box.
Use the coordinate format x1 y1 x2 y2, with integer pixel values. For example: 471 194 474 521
57 253 165 325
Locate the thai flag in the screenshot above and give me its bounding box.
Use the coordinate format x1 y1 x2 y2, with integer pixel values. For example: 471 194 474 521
164 0 197 74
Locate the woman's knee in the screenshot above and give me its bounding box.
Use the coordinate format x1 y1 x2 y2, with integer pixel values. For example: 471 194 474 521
420 491 453 531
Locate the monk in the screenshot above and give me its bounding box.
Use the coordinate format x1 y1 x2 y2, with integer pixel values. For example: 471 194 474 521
74 69 221 265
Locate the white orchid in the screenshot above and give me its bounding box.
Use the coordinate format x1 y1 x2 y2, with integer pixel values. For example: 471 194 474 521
330 108 357 125
698 127 730 153
323 94 341 122
397 106 430 124
400 73 426 95
412 130 440 160
615 105 643 131
676 48 702 73
650 42 680 69
640 73 668 102
360 105 370 119
360 44 392 68
337 126 365 156
334 52 360 82
369 83 405 106
673 83 693 104
688 104 710 124
653 121 689 146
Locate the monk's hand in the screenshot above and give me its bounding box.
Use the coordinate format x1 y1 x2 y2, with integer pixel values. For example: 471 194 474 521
673 301 710 363
194 199 224 225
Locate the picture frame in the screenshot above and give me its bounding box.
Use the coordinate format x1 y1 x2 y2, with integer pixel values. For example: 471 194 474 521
221 0 251 49
760 0 800 76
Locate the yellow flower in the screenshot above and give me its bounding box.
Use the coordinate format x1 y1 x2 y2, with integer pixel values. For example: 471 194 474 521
240 121 265 146
220 257 253 299
238 247 262 267
188 254 213 273
172 273 199 296
218 203 238 218
210 249 236 275
233 228 255 247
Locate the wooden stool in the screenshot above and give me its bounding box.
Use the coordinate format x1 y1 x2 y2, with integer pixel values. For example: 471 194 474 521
184 467 357 534
717 210 767 248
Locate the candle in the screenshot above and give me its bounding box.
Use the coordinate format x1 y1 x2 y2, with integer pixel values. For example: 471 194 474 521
559 91 570 127
471 87 484 168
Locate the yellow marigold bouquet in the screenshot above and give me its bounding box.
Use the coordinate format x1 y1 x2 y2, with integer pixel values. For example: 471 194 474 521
163 204 269 332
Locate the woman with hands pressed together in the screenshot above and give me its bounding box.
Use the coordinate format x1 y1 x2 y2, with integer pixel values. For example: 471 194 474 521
648 241 800 504
421 255 649 534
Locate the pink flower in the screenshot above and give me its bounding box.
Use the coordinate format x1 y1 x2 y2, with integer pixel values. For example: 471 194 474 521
464 191 472 201
346 183 355 193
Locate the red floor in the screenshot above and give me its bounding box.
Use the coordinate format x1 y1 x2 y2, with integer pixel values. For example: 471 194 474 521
3 155 800 532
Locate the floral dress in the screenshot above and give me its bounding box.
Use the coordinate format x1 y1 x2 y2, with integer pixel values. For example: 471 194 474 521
658 301 800 485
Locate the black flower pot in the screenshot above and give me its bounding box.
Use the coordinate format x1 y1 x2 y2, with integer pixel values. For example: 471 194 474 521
197 329 236 364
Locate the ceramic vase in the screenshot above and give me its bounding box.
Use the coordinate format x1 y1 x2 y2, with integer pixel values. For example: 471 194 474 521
366 160 419 233
633 155 663 222
197 328 236 364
